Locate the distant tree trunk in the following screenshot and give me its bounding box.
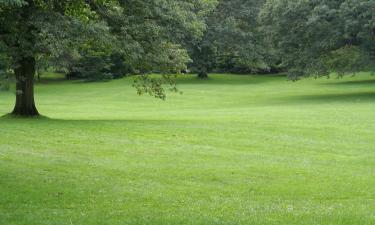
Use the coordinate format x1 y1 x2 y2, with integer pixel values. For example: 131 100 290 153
12 57 39 116
197 65 208 79
195 44 211 79
36 70 41 81
197 70 208 79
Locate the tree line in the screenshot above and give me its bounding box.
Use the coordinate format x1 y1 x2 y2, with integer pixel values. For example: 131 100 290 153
0 0 374 116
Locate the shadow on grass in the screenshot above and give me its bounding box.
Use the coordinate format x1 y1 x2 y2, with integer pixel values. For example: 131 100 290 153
35 73 287 86
286 92 375 104
323 79 375 86
175 74 285 85
36 77 111 85
36 77 67 84
1 113 49 120
0 114 182 124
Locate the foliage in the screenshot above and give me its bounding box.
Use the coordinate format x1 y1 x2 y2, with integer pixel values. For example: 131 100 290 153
325 45 371 76
0 54 11 90
259 0 375 79
95 0 216 89
189 0 268 76
71 51 114 81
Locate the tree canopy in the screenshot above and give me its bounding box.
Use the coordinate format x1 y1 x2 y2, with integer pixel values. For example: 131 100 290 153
259 0 375 79
189 0 268 78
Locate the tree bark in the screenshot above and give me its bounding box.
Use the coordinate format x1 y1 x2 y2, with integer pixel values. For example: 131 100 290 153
12 57 39 116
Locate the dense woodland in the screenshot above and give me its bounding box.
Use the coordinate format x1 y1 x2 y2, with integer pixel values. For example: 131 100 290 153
0 0 374 116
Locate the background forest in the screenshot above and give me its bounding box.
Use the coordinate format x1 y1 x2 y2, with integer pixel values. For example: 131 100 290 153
1 0 374 87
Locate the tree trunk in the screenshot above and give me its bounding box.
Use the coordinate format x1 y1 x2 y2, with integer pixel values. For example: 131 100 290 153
197 71 208 79
36 69 41 81
12 57 39 116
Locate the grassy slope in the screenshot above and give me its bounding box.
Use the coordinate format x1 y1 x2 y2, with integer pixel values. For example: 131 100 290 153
0 73 374 225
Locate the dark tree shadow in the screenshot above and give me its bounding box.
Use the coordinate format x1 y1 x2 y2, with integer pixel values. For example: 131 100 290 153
175 74 285 85
0 113 49 119
323 79 375 86
36 77 67 84
0 114 183 124
287 92 375 104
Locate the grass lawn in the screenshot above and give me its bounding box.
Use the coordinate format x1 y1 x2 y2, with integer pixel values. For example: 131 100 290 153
0 73 374 225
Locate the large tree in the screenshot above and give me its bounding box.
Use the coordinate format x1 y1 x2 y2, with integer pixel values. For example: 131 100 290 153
0 0 213 116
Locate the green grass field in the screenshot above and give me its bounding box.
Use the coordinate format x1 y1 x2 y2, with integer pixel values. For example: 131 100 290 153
1 73 374 225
